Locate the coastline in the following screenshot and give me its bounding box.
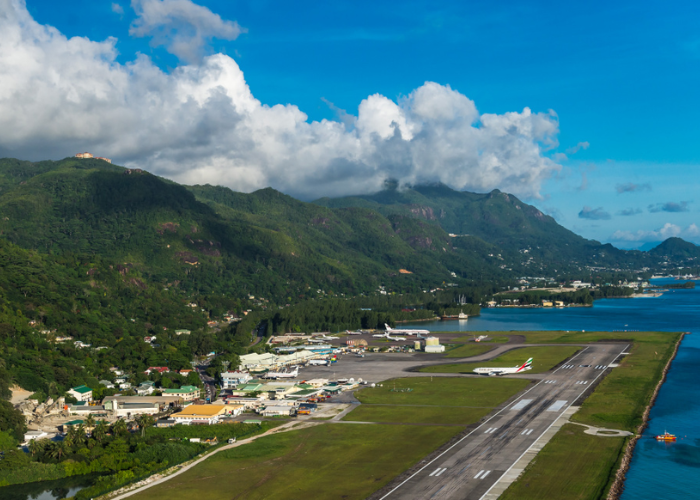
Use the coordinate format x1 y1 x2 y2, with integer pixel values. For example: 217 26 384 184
605 331 686 500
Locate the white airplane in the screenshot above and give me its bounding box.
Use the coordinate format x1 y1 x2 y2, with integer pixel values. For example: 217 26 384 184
384 323 430 336
308 359 329 366
321 335 339 340
386 335 406 341
346 330 362 335
373 333 388 338
265 366 299 379
474 358 533 376
474 335 488 342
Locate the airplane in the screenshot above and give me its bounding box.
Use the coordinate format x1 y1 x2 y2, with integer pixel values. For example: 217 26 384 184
308 359 329 366
265 366 299 379
473 358 533 376
373 333 389 338
386 335 406 341
474 335 488 342
346 330 362 335
384 323 430 336
320 335 339 340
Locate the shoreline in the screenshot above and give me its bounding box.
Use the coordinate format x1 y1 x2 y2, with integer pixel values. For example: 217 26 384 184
605 331 686 500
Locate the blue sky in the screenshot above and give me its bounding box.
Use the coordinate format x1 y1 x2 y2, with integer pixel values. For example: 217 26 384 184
9 0 700 248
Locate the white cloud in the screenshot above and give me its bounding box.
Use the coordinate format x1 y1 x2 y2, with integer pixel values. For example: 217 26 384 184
0 0 562 200
565 141 589 155
611 223 700 242
129 0 246 63
112 3 124 15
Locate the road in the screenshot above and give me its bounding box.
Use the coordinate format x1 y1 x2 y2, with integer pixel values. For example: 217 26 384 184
378 343 628 500
195 365 217 402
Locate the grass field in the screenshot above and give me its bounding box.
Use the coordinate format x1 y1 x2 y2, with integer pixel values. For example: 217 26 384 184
129 424 463 500
345 377 530 424
444 343 495 358
418 346 581 374
500 424 627 500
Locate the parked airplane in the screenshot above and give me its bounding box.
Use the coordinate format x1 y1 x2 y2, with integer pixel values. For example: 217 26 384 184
346 330 363 335
474 335 489 342
384 323 430 336
473 358 533 376
320 335 339 340
373 333 389 338
308 359 329 366
265 366 299 379
386 335 406 341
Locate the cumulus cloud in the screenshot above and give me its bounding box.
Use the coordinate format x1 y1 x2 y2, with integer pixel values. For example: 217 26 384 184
647 201 690 213
565 141 589 155
0 0 562 200
616 182 651 194
611 223 700 242
617 207 643 216
112 3 124 15
578 206 611 220
130 0 247 63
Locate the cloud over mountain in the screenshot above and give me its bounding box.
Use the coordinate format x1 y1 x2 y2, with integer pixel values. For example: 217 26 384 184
578 206 611 220
0 0 561 200
612 223 700 242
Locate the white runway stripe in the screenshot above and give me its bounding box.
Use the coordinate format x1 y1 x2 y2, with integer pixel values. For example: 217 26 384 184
435 468 447 477
484 427 493 433
481 470 491 479
474 470 485 479
429 467 441 477
526 429 534 435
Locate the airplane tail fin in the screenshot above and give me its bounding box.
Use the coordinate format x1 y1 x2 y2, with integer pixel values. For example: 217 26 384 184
385 323 392 331
516 358 533 372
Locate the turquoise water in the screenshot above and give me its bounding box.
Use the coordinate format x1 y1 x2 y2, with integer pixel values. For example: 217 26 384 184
403 279 700 499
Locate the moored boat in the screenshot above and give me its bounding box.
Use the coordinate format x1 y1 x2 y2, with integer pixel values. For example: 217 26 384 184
655 431 676 442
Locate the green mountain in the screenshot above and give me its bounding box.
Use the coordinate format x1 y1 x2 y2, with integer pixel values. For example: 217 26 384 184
314 183 654 270
648 237 700 261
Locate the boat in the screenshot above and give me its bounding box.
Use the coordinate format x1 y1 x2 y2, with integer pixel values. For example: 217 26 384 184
655 431 676 442
441 310 469 321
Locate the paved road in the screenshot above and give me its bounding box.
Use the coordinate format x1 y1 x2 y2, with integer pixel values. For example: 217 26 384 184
378 343 628 500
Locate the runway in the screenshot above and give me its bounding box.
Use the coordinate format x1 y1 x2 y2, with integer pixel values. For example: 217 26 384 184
379 343 628 500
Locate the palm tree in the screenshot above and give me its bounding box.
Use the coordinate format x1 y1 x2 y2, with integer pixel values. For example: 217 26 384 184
75 424 87 445
93 421 107 443
84 414 96 432
135 414 154 438
112 419 127 436
28 438 42 457
48 441 67 461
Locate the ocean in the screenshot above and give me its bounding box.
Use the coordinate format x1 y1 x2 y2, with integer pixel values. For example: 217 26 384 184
403 279 700 499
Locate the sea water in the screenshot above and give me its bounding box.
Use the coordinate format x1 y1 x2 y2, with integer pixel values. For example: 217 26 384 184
403 279 700 499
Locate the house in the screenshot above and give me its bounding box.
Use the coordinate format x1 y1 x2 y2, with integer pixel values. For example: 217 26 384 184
144 366 169 375
136 381 155 396
162 385 200 402
99 380 115 389
67 385 93 402
174 329 191 336
156 418 176 428
24 430 49 442
171 404 227 425
75 152 93 158
179 369 193 376
69 403 105 415
221 371 252 388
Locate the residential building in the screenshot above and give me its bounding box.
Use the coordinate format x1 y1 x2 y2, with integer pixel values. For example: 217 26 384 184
261 405 293 417
174 329 191 336
136 381 155 396
144 366 169 375
99 380 115 389
162 385 200 402
67 385 93 402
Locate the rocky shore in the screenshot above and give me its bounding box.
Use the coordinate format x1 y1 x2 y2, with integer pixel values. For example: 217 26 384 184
606 332 686 500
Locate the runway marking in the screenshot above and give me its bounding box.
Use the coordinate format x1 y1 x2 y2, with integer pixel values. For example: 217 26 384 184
484 427 494 433
479 344 631 500
474 470 486 479
526 429 534 436
547 400 568 412
511 399 532 410
435 468 447 477
481 470 491 479
429 467 442 477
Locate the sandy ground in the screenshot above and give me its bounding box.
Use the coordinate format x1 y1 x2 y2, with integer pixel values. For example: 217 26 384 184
10 385 32 405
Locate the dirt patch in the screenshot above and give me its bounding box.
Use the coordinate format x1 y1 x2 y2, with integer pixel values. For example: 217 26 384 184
10 385 32 405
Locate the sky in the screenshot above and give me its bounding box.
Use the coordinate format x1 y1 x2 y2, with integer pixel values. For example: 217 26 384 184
1 0 700 249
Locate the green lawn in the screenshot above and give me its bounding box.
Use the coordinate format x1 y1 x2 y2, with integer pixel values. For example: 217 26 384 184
419 346 581 374
342 405 493 425
444 343 495 358
500 424 626 500
129 424 463 500
345 377 530 424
